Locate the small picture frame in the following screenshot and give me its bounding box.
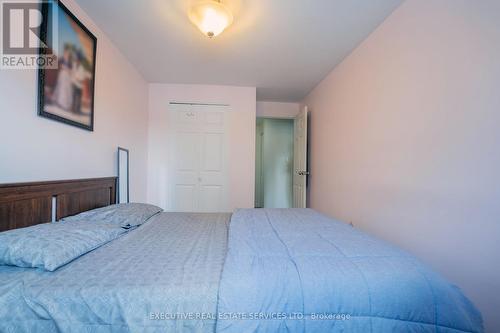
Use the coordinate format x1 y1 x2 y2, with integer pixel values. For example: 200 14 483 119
118 147 130 204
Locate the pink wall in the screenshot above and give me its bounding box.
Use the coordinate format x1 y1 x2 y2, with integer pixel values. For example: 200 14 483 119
257 101 299 118
0 0 149 201
147 84 256 210
303 0 500 331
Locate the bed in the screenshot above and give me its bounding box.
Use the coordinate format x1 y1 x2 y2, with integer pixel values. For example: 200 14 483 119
0 178 483 333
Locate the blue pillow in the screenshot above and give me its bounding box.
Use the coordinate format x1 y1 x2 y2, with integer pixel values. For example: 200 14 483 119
61 203 163 228
0 220 126 271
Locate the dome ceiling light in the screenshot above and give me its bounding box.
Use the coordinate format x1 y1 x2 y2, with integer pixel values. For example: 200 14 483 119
189 0 233 38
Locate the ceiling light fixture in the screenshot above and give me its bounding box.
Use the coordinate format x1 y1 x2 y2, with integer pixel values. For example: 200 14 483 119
189 0 233 38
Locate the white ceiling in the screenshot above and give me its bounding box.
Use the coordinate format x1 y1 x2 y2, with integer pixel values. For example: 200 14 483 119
74 0 403 101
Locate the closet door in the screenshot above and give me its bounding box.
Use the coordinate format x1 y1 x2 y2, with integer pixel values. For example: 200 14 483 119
171 104 200 212
169 104 229 212
196 105 228 212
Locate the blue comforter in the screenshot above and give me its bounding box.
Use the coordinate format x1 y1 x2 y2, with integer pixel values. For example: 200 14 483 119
216 209 483 333
0 209 483 333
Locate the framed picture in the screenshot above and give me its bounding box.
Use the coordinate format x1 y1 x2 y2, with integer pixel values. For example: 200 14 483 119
117 147 130 204
38 0 97 131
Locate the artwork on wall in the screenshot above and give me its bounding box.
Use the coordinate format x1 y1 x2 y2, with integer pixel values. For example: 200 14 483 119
38 0 97 131
118 147 130 204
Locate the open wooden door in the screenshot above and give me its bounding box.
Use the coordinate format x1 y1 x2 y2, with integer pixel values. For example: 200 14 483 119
293 106 308 208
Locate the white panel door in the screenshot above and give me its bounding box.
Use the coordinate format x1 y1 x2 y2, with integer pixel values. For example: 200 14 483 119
169 104 229 212
293 106 308 208
172 131 199 211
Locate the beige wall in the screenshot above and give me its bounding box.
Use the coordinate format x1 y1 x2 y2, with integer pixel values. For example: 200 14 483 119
257 101 299 118
147 84 256 211
303 0 500 331
0 0 149 202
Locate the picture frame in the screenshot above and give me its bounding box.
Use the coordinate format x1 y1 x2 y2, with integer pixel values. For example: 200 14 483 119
117 147 130 204
38 0 97 131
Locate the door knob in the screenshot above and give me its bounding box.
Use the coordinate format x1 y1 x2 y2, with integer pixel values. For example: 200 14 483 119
297 171 310 176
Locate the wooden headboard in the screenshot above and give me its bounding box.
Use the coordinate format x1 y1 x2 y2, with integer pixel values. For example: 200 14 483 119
0 177 117 232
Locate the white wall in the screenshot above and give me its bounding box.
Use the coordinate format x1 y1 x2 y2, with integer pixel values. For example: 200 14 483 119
302 0 500 331
257 101 299 118
147 84 256 211
0 0 149 202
